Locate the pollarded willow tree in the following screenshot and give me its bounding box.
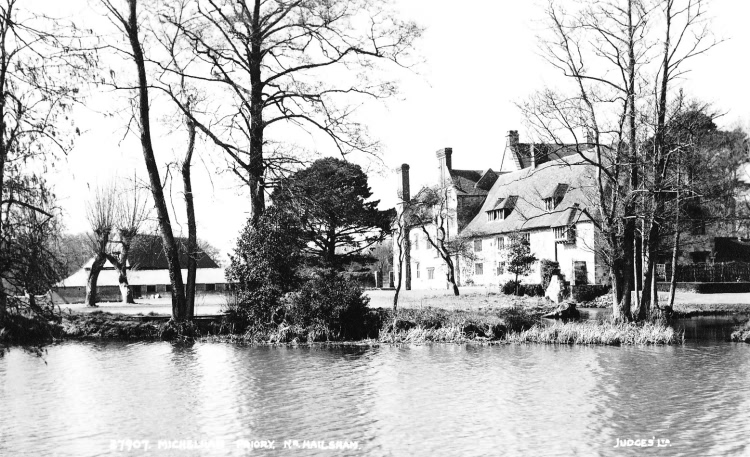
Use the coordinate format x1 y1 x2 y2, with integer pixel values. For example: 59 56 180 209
520 0 716 321
158 0 422 225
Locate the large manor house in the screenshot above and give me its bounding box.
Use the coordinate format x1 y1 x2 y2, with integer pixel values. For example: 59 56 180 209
392 130 750 290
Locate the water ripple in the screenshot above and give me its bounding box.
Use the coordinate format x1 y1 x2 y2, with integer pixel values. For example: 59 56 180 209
1 341 750 456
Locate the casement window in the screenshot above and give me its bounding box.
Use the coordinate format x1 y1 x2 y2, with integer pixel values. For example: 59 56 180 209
413 234 419 250
474 239 483 252
415 262 421 279
496 236 505 250
553 225 576 244
475 263 484 275
427 267 435 280
497 262 505 276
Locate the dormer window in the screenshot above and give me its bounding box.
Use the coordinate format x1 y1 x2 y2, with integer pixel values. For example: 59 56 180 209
544 184 569 211
486 209 507 221
486 195 518 222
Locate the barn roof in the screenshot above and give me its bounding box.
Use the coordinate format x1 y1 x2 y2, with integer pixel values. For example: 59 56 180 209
127 235 219 269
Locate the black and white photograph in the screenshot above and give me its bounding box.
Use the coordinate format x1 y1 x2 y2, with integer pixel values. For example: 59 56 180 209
1 0 750 455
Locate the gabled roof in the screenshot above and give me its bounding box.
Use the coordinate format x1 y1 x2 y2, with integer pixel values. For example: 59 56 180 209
463 153 597 236
449 169 492 196
474 169 499 192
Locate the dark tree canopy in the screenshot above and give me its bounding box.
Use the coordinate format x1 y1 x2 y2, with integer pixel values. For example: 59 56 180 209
272 157 394 268
226 206 304 325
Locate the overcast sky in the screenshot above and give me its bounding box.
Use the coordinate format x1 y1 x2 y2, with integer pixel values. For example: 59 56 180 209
50 0 750 259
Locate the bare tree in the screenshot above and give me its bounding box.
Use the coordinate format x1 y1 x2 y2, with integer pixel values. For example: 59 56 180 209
158 0 422 225
0 0 95 313
521 0 715 321
85 185 116 307
409 185 474 296
100 0 189 320
102 181 150 304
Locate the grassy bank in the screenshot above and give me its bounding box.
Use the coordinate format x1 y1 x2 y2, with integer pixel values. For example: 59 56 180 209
507 321 683 345
2 302 684 347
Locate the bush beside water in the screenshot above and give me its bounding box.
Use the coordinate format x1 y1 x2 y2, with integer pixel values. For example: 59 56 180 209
731 319 750 343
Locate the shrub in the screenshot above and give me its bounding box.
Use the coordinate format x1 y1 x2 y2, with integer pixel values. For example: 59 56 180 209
285 272 370 341
524 284 544 297
502 280 524 295
225 207 304 327
540 259 560 290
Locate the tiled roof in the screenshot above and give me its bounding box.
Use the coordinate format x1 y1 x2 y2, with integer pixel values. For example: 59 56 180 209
462 153 597 237
449 169 491 196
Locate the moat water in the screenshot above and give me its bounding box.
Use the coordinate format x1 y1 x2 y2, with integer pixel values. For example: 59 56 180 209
1 318 749 456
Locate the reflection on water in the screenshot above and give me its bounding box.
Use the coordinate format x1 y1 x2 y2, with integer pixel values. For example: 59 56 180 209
1 341 750 456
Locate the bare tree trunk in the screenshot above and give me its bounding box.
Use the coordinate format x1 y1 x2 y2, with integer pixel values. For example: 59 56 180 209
668 228 680 308
86 254 106 306
122 0 187 320
183 118 197 319
611 228 632 322
116 236 135 304
248 0 266 226
403 229 411 291
669 188 681 308
651 262 659 311
624 0 638 321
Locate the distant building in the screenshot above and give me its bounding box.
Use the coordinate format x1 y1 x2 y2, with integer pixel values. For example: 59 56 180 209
394 131 606 289
54 235 230 303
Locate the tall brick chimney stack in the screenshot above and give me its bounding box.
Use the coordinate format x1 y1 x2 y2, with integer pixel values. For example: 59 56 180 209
436 147 453 185
396 163 411 290
397 163 410 202
507 130 519 149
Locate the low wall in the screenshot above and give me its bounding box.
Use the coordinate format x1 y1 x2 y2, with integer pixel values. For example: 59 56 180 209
655 282 750 294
